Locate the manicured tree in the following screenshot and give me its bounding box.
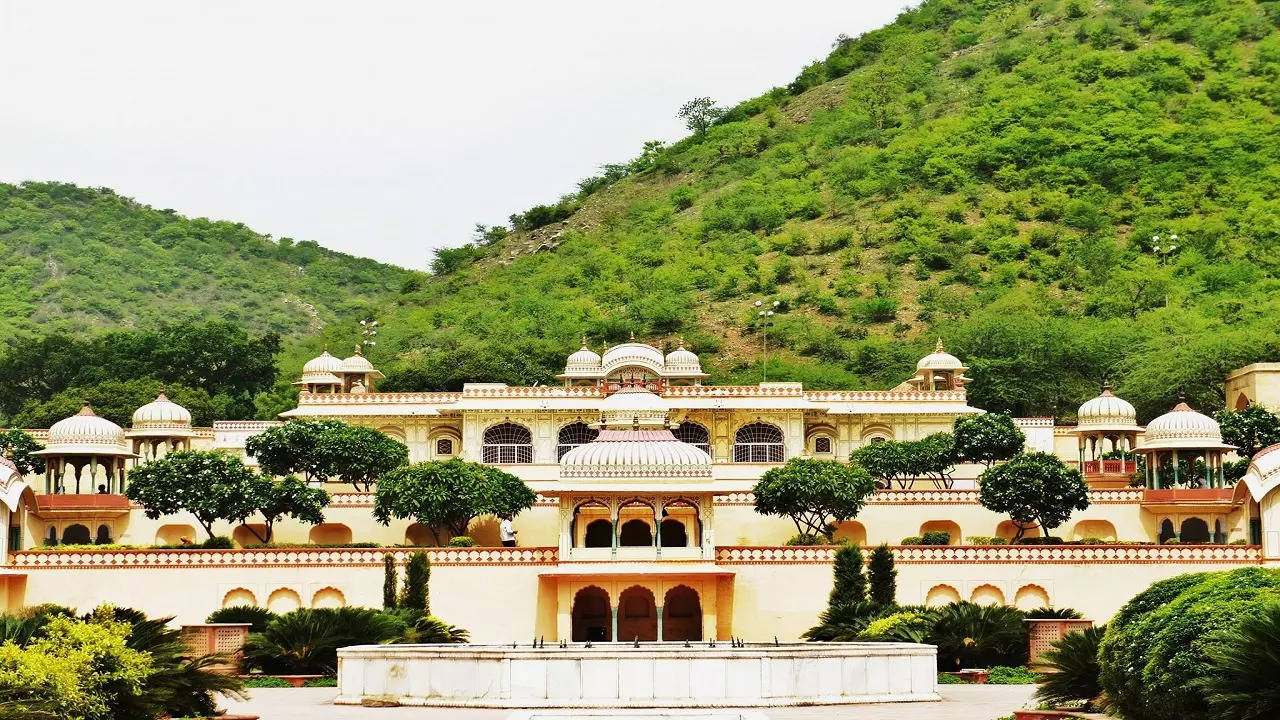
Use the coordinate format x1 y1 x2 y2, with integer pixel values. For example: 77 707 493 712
868 543 897 606
953 412 1026 468
382 554 398 610
403 551 430 615
1214 404 1280 459
246 420 408 490
0 428 45 475
829 545 867 605
229 475 330 544
910 432 958 488
753 458 877 542
126 451 263 539
850 441 911 489
374 458 536 544
321 423 411 491
978 452 1089 542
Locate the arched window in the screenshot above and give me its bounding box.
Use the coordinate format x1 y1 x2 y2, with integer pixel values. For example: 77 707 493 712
482 423 533 464
673 422 710 455
557 422 599 460
95 525 111 545
733 422 784 463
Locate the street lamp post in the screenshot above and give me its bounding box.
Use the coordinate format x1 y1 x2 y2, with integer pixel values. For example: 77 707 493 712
359 319 378 353
754 300 779 383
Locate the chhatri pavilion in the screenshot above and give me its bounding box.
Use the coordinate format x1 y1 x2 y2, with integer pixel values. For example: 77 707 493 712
1 338 1278 642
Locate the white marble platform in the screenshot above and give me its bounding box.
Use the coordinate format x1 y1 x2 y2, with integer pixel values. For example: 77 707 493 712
335 642 939 708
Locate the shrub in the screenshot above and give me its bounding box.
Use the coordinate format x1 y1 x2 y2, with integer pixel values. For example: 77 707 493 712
382 554 398 610
921 530 951 545
988 665 1039 684
858 611 935 643
868 544 897 606
785 533 827 546
937 672 972 684
899 536 922 545
403 552 430 614
200 536 234 549
1191 602 1280 720
1025 607 1083 619
447 536 476 547
243 608 409 675
206 605 276 633
829 545 867 605
966 536 994 545
929 602 1029 670
1098 569 1280 720
803 601 887 642
397 615 470 644
303 676 338 687
243 676 292 688
1035 625 1105 710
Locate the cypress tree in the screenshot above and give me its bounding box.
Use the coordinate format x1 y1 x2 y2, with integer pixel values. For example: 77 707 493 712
404 551 431 614
868 543 898 606
829 545 867 605
382 553 398 610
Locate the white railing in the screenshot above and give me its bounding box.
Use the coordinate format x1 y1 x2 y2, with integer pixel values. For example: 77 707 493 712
715 544 1262 564
11 546 559 569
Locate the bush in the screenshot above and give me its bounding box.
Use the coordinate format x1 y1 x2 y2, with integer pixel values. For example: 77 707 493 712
988 665 1039 684
1191 602 1280 720
930 602 1029 670
447 536 476 547
206 605 276 633
1035 625 1105 710
858 611 935 643
899 536 922 545
303 676 338 687
1098 568 1280 720
868 544 897 606
403 552 430 614
829 545 867 605
803 601 887 641
243 608 409 675
785 533 828 546
243 676 292 688
921 530 951 545
1025 607 1083 619
937 672 972 684
198 536 234 549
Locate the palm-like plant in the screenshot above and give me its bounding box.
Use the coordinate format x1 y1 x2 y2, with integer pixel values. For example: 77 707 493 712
399 616 470 644
803 600 887 641
206 605 276 633
244 608 408 674
1192 602 1280 720
928 602 1028 669
1025 606 1083 619
1034 624 1104 710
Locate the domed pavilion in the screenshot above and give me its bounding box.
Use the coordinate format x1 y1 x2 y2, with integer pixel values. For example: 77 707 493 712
127 393 198 461
1134 396 1235 489
33 403 138 494
1072 384 1142 488
293 350 345 394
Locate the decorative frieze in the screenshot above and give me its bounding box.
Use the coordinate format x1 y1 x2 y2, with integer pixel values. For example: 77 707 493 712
715 544 1262 565
11 546 560 569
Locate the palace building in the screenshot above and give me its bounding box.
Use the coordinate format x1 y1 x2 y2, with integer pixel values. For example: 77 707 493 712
1 340 1278 643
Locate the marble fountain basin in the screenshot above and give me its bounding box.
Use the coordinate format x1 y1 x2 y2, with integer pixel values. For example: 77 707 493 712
335 642 939 708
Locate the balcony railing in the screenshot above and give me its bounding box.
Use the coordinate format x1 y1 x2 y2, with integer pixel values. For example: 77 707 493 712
1082 459 1136 476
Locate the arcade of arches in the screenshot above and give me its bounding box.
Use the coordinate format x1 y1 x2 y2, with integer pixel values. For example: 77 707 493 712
565 581 712 643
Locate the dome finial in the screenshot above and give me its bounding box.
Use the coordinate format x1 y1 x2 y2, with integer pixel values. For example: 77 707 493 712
935 338 945 354
581 332 588 349
678 334 686 349
629 330 636 342
79 399 95 415
354 343 363 357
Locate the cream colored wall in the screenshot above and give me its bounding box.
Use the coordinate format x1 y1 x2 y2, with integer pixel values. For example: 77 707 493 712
1225 365 1280 412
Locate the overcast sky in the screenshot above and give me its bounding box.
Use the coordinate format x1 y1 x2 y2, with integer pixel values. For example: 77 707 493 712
1 1 902 269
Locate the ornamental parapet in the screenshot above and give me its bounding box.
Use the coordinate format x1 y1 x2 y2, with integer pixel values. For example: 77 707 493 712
804 389 968 402
714 544 1262 565
326 493 558 507
11 546 560 569
297 391 463 405
713 488 1144 506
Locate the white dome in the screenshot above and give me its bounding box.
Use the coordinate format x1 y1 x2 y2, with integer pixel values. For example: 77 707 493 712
600 386 670 428
303 350 344 374
564 340 603 374
1246 444 1280 486
340 347 384 379
917 339 965 371
664 342 704 375
560 428 712 478
1136 400 1235 451
1077 386 1138 430
129 393 197 437
35 404 134 457
601 342 665 374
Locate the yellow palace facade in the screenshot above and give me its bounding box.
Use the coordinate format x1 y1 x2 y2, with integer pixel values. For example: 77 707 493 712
2 341 1279 643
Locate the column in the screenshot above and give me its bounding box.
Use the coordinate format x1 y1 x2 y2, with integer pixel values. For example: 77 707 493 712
656 604 665 642
655 503 663 559
1151 454 1160 489
1205 453 1212 488
1171 450 1180 487
610 603 619 642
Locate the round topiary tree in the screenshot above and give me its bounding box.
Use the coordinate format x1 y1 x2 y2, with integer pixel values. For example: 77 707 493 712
978 452 1089 541
753 458 876 542
1098 568 1280 720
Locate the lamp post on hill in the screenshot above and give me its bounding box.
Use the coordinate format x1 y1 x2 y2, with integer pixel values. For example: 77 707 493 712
754 299 779 383
360 319 378 354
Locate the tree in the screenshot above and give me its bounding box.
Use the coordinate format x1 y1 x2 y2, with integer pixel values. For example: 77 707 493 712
125 451 263 539
403 551 430 614
0 428 44 475
677 97 725 135
241 476 329 544
953 413 1026 468
978 452 1090 541
373 459 536 544
753 458 877 542
246 420 408 490
829 545 867 605
910 432 958 488
868 544 897 606
382 554 398 610
1215 404 1280 459
851 440 911 489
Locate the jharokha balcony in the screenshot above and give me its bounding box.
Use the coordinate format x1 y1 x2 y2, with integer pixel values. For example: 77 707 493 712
1140 487 1239 514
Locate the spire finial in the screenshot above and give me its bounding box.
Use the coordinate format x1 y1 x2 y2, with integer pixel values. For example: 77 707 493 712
935 338 945 353
78 400 95 416
354 343 363 356
581 332 588 348
629 330 636 342
678 334 686 349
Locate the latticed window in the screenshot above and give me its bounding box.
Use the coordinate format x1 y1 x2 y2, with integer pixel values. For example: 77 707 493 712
482 423 533 464
813 436 833 454
673 422 710 455
435 438 454 456
557 422 599 460
733 422 784 463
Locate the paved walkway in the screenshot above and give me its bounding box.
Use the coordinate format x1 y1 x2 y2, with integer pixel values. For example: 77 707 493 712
222 685 1035 719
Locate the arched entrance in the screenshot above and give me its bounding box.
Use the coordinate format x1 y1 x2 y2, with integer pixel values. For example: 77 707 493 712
617 586 657 641
1180 517 1210 543
1158 518 1176 543
619 519 652 546
571 586 611 642
62 524 90 545
659 519 687 547
662 585 702 641
584 519 612 548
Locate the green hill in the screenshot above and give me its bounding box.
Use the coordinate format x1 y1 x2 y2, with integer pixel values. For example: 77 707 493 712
0 181 410 340
360 0 1280 422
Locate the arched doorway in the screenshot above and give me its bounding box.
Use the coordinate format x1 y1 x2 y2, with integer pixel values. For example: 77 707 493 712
584 519 613 548
659 519 687 547
619 519 652 546
571 586 611 642
1180 517 1210 543
62 524 90 545
1158 518 1176 543
617 586 657 642
662 585 702 641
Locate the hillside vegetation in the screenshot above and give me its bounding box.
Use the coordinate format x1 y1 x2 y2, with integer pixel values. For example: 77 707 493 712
0 182 410 339
364 0 1280 422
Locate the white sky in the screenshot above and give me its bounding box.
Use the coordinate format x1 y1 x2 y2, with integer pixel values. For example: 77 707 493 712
0 1 902 269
